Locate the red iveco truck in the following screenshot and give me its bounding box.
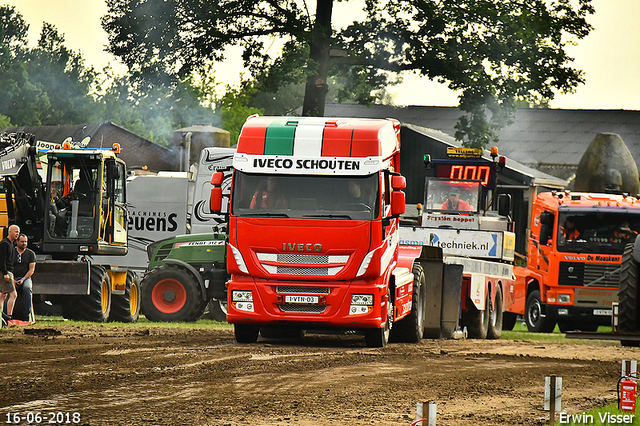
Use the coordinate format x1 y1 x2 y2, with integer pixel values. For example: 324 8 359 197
210 116 443 347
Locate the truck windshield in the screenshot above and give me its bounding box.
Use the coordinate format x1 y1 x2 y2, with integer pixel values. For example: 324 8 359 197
557 212 640 254
232 172 379 220
424 179 480 213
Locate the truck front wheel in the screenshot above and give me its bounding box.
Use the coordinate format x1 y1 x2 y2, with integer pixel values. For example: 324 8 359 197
525 290 556 333
364 290 393 348
391 262 426 343
141 266 206 322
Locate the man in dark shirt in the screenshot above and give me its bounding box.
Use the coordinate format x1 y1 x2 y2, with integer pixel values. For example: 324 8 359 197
13 233 36 322
0 224 19 327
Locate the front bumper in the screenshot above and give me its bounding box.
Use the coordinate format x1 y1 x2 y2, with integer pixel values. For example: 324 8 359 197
226 276 388 330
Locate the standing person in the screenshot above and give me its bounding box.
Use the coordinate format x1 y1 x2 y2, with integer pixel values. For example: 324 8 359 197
0 224 19 327
13 233 36 322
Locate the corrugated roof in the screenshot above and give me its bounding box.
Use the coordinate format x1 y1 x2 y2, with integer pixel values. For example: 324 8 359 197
323 103 640 175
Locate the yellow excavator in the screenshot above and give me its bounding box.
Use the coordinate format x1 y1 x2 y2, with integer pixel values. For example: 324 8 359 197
0 132 139 322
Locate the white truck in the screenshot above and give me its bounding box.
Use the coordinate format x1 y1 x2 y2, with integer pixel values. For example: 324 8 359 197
399 149 516 339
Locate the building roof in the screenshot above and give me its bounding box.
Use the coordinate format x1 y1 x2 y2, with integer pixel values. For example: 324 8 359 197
322 103 640 180
0 122 177 171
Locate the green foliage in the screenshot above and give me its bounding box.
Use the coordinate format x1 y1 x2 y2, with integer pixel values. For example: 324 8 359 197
102 0 594 148
216 82 263 145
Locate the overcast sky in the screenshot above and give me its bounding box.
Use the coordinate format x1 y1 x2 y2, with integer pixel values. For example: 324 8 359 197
5 0 640 110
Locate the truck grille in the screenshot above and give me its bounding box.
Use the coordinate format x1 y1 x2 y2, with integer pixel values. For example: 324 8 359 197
558 262 620 287
278 304 327 313
276 286 330 295
256 253 349 277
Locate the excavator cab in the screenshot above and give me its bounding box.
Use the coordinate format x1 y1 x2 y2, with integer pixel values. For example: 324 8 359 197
42 148 128 257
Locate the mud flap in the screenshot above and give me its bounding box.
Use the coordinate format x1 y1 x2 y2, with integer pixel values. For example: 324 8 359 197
440 264 463 338
32 261 91 295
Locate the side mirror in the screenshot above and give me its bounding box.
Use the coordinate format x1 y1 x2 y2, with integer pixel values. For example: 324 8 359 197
498 193 511 217
391 175 406 190
209 172 224 213
210 188 222 213
391 191 406 217
211 171 224 186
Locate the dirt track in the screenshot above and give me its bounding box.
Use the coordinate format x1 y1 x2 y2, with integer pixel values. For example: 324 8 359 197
0 324 634 425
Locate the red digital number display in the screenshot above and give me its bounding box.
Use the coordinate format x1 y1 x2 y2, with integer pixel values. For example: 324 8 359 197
449 165 492 186
432 161 496 188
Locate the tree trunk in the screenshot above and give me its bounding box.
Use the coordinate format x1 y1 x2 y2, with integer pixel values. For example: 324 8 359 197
301 0 333 117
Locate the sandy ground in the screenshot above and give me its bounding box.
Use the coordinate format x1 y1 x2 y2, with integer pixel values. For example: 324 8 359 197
0 324 635 426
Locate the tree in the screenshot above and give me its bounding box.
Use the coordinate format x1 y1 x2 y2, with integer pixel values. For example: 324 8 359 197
111 1 594 147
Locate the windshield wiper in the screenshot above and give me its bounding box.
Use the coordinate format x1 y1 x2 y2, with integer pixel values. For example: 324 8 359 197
302 214 353 219
248 213 289 218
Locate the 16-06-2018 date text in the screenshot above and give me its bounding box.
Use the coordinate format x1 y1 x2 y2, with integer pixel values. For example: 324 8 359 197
5 412 81 424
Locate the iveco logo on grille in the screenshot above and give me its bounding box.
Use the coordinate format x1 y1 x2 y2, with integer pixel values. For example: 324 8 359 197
282 242 323 252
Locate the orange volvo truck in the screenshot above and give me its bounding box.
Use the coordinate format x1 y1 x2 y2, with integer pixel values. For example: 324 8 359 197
210 116 457 347
508 191 640 332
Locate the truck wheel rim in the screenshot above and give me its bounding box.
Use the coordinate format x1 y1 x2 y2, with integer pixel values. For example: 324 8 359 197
152 279 187 314
101 280 109 313
529 301 541 324
130 282 139 316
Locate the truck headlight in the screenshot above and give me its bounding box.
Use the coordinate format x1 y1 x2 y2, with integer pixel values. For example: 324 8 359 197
232 290 254 312
232 291 253 302
558 294 571 304
349 294 374 315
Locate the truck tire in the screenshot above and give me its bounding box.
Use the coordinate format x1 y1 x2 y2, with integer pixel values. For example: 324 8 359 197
141 265 206 322
235 324 259 343
364 289 393 348
502 312 518 331
391 262 426 343
487 284 503 339
465 291 490 339
525 289 556 333
619 243 640 346
109 271 141 323
63 265 112 322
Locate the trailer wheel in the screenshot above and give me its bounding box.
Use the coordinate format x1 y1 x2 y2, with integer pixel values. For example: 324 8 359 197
235 324 259 343
365 290 394 348
487 284 504 339
391 262 426 343
141 266 204 322
465 290 490 339
109 271 141 323
525 289 556 333
619 243 640 346
65 265 111 322
502 312 518 331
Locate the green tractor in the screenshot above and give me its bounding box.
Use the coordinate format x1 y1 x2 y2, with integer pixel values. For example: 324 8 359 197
141 233 228 322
